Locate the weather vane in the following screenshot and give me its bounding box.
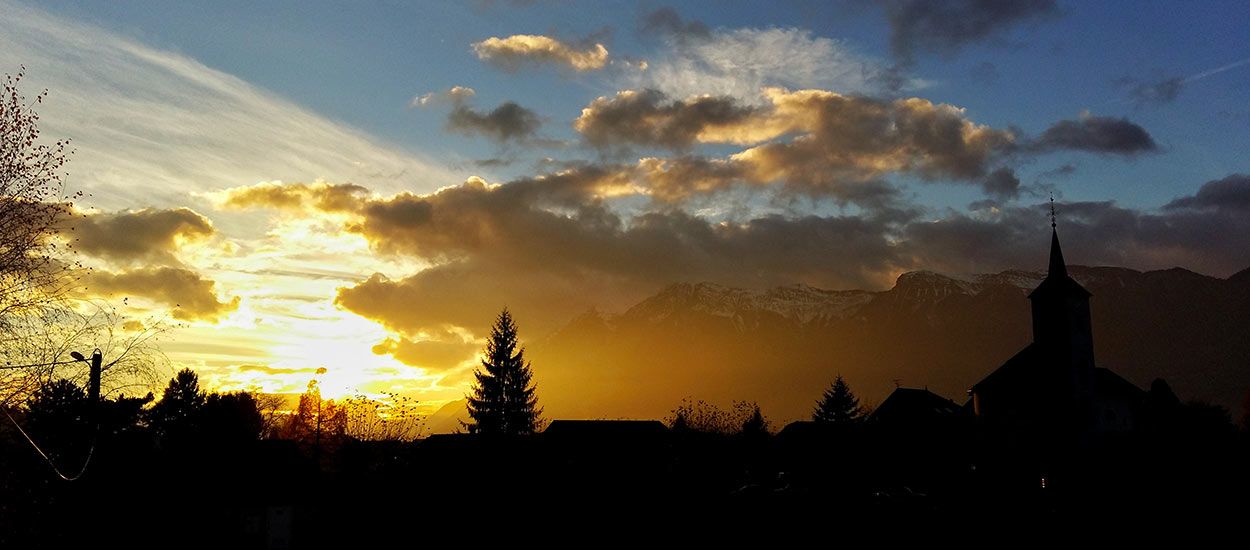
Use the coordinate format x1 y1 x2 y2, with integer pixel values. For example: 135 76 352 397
1049 193 1057 229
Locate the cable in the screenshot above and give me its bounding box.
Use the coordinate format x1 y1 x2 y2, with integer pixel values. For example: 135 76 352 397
2 406 97 482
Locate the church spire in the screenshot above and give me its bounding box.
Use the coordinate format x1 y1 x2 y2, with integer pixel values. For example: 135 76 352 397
1047 195 1068 278
1048 227 1068 278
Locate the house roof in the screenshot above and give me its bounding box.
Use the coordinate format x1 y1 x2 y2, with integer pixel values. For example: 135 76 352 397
542 420 668 440
870 387 963 425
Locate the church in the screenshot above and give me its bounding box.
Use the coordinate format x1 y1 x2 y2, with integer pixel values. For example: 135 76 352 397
967 221 1146 438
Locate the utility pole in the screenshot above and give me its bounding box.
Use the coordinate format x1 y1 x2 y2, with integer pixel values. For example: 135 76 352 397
88 350 102 406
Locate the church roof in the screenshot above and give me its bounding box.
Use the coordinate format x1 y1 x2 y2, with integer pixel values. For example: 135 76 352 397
970 342 1043 394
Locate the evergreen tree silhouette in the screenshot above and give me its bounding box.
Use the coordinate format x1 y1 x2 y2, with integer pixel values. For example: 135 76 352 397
812 375 862 424
149 368 207 441
465 308 542 435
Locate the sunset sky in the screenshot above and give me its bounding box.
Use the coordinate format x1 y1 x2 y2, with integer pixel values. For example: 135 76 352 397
3 0 1248 419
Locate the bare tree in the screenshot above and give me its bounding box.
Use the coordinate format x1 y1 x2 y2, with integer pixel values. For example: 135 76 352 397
1 67 166 405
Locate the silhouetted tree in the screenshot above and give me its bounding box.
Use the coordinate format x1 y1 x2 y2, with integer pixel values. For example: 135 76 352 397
149 368 206 442
464 308 542 436
23 379 91 462
1 68 167 411
666 398 763 436
343 392 423 441
201 391 264 444
740 403 770 437
282 372 346 453
813 375 862 425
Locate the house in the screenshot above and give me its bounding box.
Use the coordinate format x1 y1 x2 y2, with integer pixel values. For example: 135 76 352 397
870 387 963 429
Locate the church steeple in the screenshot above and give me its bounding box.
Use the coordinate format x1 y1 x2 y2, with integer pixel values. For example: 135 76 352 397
1047 227 1068 279
1045 195 1069 279
1028 203 1095 378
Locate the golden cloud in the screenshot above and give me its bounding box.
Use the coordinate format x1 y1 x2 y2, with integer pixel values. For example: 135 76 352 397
83 266 240 322
472 34 609 72
212 181 369 213
71 207 215 265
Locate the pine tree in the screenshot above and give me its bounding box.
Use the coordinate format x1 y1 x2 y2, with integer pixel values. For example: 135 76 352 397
813 375 863 424
465 308 542 436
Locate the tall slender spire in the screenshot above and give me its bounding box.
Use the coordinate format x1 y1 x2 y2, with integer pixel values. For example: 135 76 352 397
1048 226 1068 278
1047 194 1067 277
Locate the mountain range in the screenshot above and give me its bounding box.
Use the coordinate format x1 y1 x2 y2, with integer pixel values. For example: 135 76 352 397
513 265 1250 426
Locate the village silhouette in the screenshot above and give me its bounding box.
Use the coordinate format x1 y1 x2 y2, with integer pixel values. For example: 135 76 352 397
2 221 1246 545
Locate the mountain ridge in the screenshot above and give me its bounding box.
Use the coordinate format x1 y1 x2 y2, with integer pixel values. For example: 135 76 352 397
529 264 1250 424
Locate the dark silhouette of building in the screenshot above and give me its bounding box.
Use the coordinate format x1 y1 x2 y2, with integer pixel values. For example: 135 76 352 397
870 387 962 428
968 225 1145 438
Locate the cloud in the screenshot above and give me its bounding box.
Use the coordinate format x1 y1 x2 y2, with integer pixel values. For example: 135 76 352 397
1117 56 1250 107
252 177 905 341
0 2 462 210
210 181 369 212
574 89 766 151
880 0 1059 63
574 88 1016 201
70 207 215 265
1029 114 1158 155
372 335 480 372
980 167 1021 200
1163 174 1250 211
472 34 609 72
639 7 711 42
1122 76 1184 106
447 101 543 143
213 168 1250 380
906 187 1250 277
83 266 240 322
729 89 1016 185
411 85 477 108
634 26 891 102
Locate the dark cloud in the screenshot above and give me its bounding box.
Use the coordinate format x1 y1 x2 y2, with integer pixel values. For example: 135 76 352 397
446 101 542 143
880 0 1059 63
329 178 903 339
640 7 711 41
83 266 240 322
72 207 214 266
1163 174 1250 211
1120 75 1184 106
734 90 1016 184
215 167 1250 372
575 89 762 151
1030 115 1159 155
981 167 1021 200
907 191 1250 277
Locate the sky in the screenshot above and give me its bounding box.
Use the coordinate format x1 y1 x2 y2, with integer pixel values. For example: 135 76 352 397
2 0 1248 418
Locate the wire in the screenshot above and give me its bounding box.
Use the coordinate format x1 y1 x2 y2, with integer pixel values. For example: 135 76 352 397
2 406 97 482
0 359 85 370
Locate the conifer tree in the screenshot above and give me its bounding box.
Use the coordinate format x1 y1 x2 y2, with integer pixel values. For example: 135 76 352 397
813 375 863 424
465 308 542 436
